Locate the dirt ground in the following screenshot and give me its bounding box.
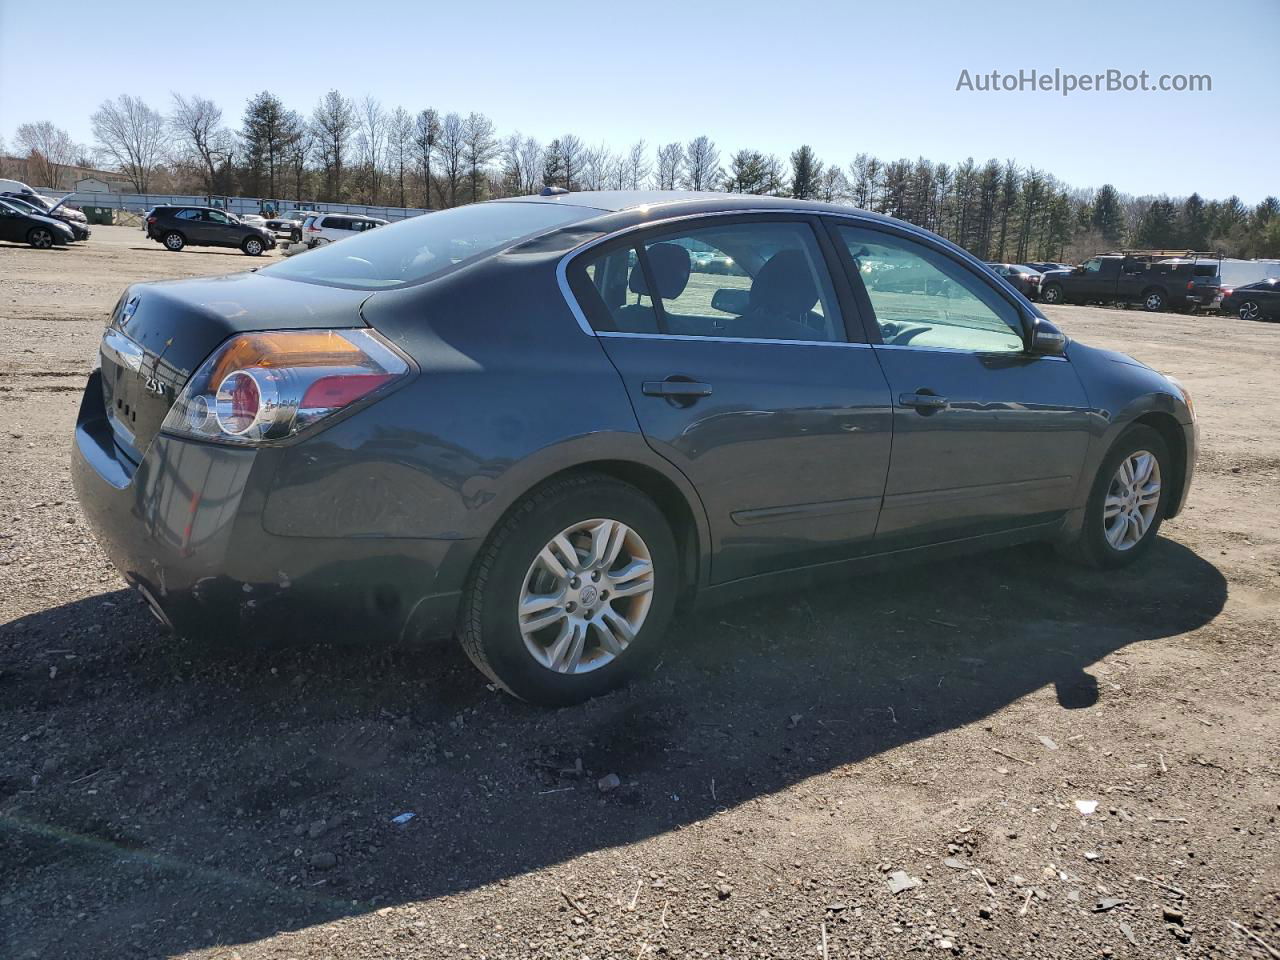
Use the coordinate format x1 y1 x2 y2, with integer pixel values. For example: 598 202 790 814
1 225 1277 959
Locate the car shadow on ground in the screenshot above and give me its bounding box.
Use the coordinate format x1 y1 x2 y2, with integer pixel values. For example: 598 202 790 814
0 538 1226 958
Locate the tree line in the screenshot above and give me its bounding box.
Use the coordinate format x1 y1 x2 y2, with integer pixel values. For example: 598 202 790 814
3 90 1277 262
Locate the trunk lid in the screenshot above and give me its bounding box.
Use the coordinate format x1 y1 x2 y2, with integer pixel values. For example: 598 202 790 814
99 272 370 463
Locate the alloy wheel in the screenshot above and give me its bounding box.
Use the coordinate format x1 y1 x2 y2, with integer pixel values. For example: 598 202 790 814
1240 301 1260 321
1144 292 1164 311
517 518 656 674
245 239 263 255
1103 450 1161 551
1043 285 1061 304
30 229 53 249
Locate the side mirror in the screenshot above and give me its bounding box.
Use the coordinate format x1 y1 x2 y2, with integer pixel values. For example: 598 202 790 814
1072 265 1084 274
1029 318 1068 356
711 287 750 315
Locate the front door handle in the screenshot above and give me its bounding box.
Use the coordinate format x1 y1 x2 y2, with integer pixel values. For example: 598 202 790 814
899 391 948 410
642 379 713 398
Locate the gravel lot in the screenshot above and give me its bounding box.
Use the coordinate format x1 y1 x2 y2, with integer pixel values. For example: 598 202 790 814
1 226 1277 959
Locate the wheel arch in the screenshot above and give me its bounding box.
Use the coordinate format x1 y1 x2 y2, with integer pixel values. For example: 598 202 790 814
471 455 710 602
1130 411 1187 519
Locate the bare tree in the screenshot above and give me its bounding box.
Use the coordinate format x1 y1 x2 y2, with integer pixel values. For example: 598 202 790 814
580 142 615 191
90 95 166 192
413 108 440 208
556 134 585 190
311 90 355 200
357 95 387 204
624 140 651 189
169 94 231 195
386 107 413 208
434 112 466 207
682 135 721 191
655 142 683 190
502 133 543 196
15 121 79 189
285 125 314 201
462 112 498 203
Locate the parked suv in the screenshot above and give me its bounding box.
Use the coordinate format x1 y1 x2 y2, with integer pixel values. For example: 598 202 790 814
301 213 388 247
145 206 276 256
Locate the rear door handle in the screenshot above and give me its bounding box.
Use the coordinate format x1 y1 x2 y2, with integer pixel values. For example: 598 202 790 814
899 392 948 410
642 379 713 398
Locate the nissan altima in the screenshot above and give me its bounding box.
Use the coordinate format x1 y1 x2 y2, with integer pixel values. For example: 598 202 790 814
72 191 1197 704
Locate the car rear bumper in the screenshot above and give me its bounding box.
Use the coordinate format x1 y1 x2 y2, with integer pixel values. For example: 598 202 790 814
71 372 470 646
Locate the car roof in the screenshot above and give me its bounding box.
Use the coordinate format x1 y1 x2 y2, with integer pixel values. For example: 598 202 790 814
498 189 925 224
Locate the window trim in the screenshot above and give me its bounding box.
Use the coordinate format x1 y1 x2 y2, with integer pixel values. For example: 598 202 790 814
561 212 867 346
820 215 1034 352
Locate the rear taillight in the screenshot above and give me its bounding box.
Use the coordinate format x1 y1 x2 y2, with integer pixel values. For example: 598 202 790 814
146 216 157 224
161 329 411 445
1222 287 1233 298
1186 281 1195 290
307 223 321 232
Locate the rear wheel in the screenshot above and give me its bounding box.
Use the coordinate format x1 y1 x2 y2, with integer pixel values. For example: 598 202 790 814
1068 425 1170 568
1239 300 1262 321
1041 283 1065 305
242 236 264 256
1141 288 1167 312
163 231 185 252
458 473 678 705
27 227 55 249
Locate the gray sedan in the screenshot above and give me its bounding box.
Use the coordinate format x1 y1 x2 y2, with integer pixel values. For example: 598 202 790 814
72 191 1197 704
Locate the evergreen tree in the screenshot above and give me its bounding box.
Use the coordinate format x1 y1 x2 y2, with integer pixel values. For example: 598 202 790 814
789 145 821 200
1090 184 1124 247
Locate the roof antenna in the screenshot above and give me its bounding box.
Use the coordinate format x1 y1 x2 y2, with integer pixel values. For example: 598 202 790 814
540 186 570 196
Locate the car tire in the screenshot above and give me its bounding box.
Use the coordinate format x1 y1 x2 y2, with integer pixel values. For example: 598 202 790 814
1141 288 1167 312
1067 424 1171 569
27 227 55 249
242 236 264 256
458 472 679 706
163 232 185 252
1238 300 1261 322
1041 283 1064 305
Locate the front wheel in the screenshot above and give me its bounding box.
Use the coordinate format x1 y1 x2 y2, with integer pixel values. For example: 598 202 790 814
1068 425 1170 568
458 473 678 705
242 236 264 256
27 227 55 249
1041 283 1065 305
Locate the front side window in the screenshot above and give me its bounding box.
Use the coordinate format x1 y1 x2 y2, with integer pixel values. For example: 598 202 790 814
1083 258 1101 273
837 225 1024 353
573 220 844 343
206 210 231 224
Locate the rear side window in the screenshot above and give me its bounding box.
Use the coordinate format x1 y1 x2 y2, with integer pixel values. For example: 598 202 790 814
265 201 592 289
174 209 201 221
571 220 845 343
321 217 349 230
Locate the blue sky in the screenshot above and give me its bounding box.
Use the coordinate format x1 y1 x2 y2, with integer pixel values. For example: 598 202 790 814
1 0 1275 202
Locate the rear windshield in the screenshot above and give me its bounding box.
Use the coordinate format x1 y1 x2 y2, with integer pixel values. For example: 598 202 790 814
263 201 593 289
1193 264 1218 277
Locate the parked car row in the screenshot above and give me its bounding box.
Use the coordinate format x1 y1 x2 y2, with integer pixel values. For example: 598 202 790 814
0 197 86 248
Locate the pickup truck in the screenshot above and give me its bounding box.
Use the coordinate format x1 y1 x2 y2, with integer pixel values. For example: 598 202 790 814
1039 255 1219 312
